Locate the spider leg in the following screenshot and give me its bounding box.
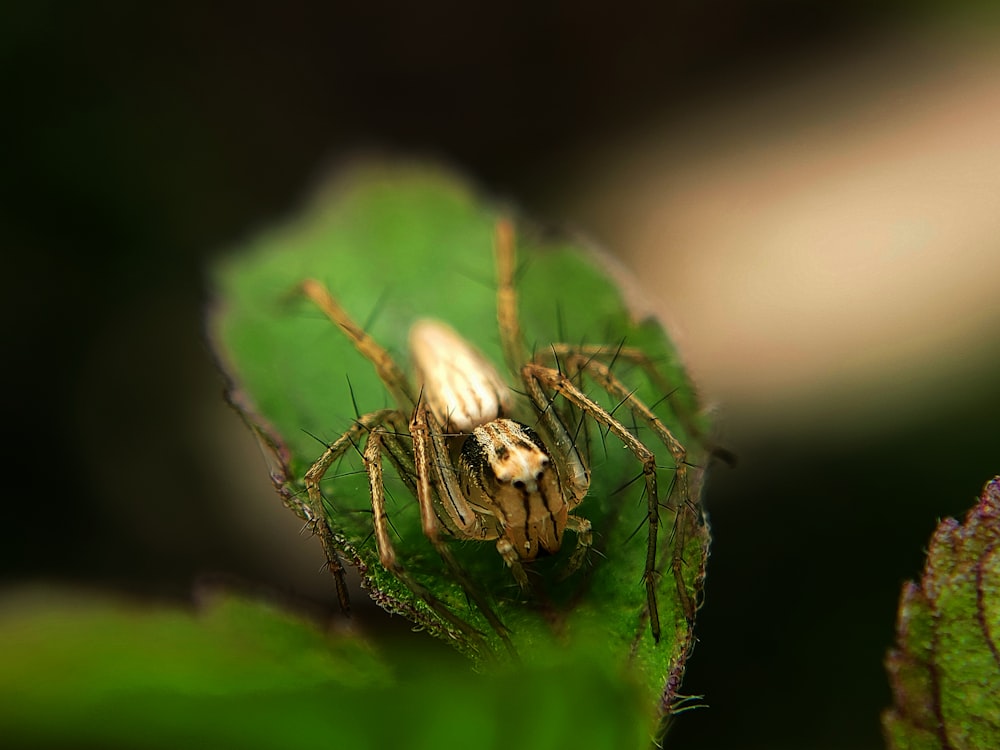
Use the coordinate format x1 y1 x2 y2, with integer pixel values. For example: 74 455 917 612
523 362 668 641
560 515 593 579
363 426 488 646
302 408 401 613
494 217 529 375
300 278 416 412
555 352 704 626
544 343 733 464
410 403 517 655
559 353 697 624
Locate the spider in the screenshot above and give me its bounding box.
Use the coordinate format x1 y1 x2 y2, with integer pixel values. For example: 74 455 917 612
295 219 694 647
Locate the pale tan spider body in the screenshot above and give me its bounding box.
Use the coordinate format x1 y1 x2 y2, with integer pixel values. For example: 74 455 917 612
409 318 586 578
298 219 693 646
408 319 512 433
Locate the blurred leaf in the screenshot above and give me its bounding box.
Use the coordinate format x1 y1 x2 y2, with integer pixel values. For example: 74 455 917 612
0 587 650 750
208 161 713 729
0 587 388 749
883 475 1000 750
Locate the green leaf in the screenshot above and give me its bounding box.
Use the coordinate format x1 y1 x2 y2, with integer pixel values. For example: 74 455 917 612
0 587 390 749
883 475 1000 750
0 587 651 750
208 161 714 728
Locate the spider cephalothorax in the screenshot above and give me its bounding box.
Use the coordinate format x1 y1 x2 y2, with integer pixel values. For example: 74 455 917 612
458 418 567 561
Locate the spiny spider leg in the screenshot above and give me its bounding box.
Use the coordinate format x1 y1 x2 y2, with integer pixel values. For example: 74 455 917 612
546 343 723 459
300 279 416 411
301 408 401 612
507 355 593 580
494 218 527 373
549 352 697 623
369 418 489 555
331 415 510 650
363 426 487 645
419 404 525 584
522 363 666 641
409 403 516 653
409 402 493 541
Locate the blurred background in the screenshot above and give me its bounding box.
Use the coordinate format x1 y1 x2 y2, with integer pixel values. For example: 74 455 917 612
4 3 999 749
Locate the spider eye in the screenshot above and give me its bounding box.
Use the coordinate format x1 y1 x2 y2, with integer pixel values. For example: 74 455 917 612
513 480 526 490
535 470 544 482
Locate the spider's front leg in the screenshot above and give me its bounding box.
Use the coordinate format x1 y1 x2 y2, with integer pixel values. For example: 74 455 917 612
301 408 401 613
408 403 516 652
361 424 491 646
512 365 594 582
556 352 698 624
522 362 669 641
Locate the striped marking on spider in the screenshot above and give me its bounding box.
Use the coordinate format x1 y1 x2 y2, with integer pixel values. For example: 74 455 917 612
297 220 694 648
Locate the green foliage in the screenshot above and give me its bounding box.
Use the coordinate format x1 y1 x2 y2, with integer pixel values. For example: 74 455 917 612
208 161 713 727
883 476 1000 750
0 587 650 749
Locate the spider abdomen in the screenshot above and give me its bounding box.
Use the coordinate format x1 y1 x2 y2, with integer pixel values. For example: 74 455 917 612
409 319 513 433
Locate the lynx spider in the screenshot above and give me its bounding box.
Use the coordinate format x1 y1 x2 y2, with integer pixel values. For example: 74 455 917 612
296 220 695 646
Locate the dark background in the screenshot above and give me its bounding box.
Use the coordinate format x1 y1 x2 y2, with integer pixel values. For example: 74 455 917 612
4 3 998 749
